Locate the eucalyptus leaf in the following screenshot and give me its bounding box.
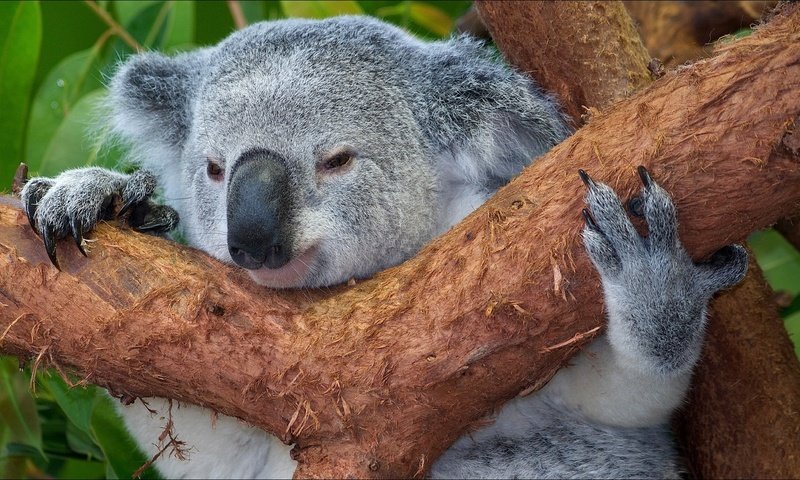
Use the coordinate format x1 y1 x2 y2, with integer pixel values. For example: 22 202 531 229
114 0 159 27
749 229 800 296
39 375 99 434
0 0 42 187
91 396 161 480
408 2 453 37
25 48 105 170
36 89 109 177
0 359 45 462
280 0 363 19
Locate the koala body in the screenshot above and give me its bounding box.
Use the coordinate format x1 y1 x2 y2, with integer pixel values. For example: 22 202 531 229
21 16 748 479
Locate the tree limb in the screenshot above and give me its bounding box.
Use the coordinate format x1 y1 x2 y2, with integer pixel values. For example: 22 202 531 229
1 4 800 478
476 1 653 123
674 258 800 478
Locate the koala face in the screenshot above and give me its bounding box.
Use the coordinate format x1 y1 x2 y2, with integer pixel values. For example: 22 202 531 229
109 16 569 289
181 48 437 287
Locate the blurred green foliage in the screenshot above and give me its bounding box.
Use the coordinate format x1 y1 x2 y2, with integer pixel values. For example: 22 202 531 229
0 1 797 478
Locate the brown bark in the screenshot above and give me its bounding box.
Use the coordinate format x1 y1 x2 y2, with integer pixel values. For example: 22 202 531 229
475 1 653 124
776 214 800 251
674 260 800 478
624 1 779 68
1 6 800 476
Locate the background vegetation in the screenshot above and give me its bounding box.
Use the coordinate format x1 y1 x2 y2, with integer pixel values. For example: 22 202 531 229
0 1 797 478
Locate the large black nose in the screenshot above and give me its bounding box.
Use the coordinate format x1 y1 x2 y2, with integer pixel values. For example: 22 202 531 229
227 149 293 270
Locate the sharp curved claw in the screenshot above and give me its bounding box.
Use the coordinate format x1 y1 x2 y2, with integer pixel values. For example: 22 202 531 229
135 221 172 233
117 199 136 218
582 208 598 230
637 165 652 188
70 218 87 257
24 198 39 235
627 196 644 217
43 226 60 270
578 169 595 188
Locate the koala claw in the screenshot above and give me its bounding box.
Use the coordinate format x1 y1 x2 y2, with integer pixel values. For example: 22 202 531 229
119 170 157 218
577 169 595 188
69 217 87 257
42 225 60 270
22 178 54 235
582 208 598 230
637 165 653 188
20 168 174 268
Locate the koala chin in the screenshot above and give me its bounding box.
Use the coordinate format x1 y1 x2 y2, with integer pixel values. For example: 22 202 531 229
20 15 748 479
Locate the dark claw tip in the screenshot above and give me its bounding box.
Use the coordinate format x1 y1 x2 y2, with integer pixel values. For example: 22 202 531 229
70 219 87 257
135 222 170 233
628 196 645 217
637 165 652 188
25 210 39 236
43 230 60 270
578 169 594 187
117 199 135 218
582 208 597 228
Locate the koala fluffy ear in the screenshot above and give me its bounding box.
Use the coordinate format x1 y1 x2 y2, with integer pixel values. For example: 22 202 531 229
109 49 209 151
413 36 572 182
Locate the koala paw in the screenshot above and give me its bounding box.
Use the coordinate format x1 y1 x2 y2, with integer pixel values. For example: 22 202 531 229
578 166 748 372
20 168 178 269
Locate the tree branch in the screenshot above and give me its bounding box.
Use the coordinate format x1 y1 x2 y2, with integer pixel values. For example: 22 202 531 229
2 4 800 478
476 1 653 123
674 258 800 478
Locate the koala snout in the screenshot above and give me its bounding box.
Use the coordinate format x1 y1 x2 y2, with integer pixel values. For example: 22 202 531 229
227 149 293 270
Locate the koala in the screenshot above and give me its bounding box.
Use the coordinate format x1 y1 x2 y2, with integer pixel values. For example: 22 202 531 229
20 15 748 479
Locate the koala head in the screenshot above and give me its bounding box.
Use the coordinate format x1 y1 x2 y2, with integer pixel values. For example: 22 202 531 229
109 16 568 288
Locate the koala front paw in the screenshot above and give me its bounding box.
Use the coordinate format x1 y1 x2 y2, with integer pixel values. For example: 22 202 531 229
579 167 748 373
20 168 178 268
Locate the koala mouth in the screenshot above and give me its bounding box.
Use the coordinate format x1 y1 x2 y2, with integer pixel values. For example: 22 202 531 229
244 245 319 288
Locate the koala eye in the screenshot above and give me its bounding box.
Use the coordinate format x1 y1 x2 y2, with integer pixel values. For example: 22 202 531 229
207 159 224 181
318 149 355 174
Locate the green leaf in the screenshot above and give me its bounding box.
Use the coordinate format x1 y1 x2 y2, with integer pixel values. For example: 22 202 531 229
91 396 160 480
749 229 800 296
0 359 45 463
0 0 42 189
408 2 453 37
114 0 159 26
35 89 111 177
112 1 195 56
164 0 195 48
65 421 104 461
280 0 362 19
239 0 266 23
25 48 105 170
39 375 98 434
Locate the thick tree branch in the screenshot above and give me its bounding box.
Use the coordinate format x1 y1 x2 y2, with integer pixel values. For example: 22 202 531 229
624 1 779 68
476 1 653 123
674 258 800 478
1 5 800 478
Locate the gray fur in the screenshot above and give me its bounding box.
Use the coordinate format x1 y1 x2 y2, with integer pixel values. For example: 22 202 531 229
20 16 746 479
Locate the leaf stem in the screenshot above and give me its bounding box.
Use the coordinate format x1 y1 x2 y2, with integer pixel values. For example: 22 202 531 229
228 0 247 30
83 0 142 52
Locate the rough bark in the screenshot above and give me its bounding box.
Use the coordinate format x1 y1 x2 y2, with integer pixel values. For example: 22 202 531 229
479 1 800 477
476 1 653 124
776 214 800 251
1 6 800 476
674 259 800 478
624 1 779 67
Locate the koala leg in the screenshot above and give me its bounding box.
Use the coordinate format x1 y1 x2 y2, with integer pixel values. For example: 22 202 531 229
542 167 748 427
115 398 296 479
20 168 178 268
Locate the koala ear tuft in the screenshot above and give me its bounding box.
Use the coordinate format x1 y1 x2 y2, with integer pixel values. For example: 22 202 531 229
413 35 572 182
109 49 209 150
